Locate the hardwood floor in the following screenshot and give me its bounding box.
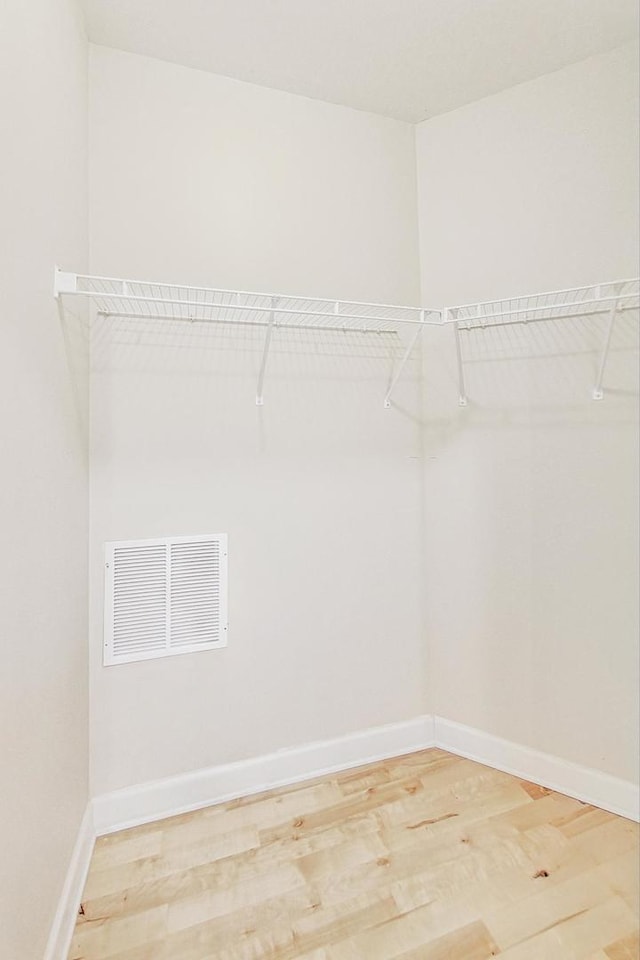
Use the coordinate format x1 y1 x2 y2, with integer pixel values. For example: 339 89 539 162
69 749 639 960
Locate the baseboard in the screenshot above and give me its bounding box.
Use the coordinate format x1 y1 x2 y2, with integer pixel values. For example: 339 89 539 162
43 803 95 960
92 713 639 835
46 713 638 957
434 715 640 822
92 714 436 835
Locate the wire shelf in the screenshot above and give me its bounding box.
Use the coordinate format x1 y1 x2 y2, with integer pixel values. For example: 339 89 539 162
55 271 438 334
54 270 639 406
445 279 639 329
445 279 639 405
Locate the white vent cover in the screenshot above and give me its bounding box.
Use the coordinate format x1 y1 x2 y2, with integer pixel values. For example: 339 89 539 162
104 535 228 665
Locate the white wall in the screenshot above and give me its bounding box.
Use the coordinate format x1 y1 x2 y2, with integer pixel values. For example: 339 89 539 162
89 46 425 795
416 44 639 782
0 2 89 956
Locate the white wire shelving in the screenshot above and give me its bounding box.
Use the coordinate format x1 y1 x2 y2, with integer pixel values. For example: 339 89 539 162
445 279 639 405
54 269 440 406
54 270 639 407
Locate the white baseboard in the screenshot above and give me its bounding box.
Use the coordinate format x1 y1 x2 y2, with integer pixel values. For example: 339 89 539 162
93 714 436 835
92 713 639 836
46 712 639 957
43 803 95 960
434 716 640 822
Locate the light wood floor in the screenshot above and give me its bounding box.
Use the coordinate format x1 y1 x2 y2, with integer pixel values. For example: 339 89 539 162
70 749 639 960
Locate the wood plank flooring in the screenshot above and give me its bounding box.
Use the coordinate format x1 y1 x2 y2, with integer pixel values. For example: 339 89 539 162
69 749 639 959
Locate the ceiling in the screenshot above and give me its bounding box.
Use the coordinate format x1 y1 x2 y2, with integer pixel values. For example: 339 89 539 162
85 0 639 123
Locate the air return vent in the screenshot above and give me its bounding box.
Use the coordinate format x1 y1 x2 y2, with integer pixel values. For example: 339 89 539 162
104 536 228 665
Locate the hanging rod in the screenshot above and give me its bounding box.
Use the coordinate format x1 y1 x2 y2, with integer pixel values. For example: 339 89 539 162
95 310 401 336
454 304 637 332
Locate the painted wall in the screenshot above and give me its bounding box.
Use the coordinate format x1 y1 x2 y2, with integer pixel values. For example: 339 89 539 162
88 46 425 795
0 1 89 956
416 44 639 782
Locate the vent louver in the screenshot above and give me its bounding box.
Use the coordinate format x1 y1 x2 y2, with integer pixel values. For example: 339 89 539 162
104 536 228 665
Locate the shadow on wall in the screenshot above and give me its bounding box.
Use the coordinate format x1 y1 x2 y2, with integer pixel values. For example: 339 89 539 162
59 298 90 444
87 314 425 460
425 308 639 432
91 314 422 401
66 305 640 456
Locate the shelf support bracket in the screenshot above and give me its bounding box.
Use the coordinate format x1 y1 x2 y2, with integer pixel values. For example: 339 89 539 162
53 267 77 299
54 266 77 328
592 298 619 400
453 315 468 406
256 297 277 406
384 313 424 408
